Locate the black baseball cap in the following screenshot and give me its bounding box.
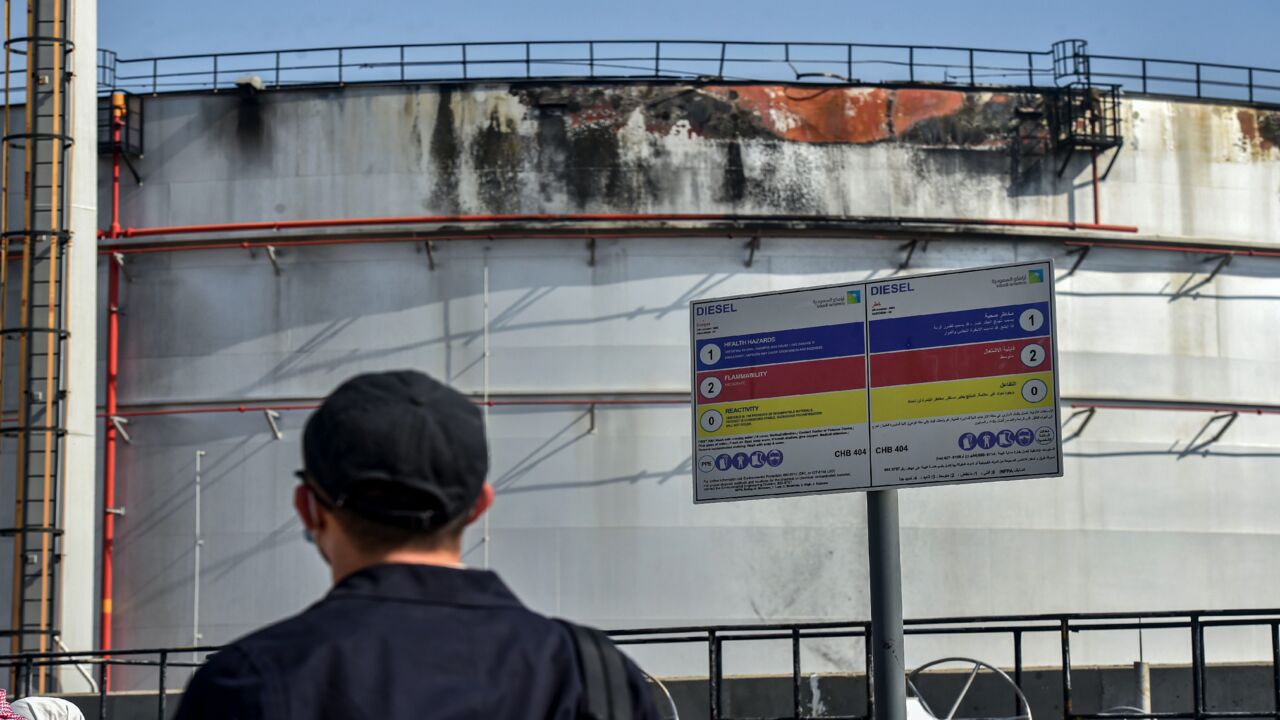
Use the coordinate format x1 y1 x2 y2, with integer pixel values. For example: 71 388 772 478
299 370 489 530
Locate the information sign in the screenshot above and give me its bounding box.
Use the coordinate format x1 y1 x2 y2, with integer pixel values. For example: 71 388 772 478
690 260 1062 502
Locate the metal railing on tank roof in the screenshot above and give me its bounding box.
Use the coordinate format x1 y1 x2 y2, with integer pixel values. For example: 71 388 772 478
86 40 1280 106
95 41 1055 94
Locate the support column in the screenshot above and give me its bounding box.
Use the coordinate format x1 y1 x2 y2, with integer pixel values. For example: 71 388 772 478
59 0 100 692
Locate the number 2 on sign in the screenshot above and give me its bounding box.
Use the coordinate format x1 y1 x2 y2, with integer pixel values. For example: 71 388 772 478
1021 343 1045 368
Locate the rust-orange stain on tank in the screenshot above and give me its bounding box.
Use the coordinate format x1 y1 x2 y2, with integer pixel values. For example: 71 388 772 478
1238 108 1280 153
707 86 892 143
891 89 967 135
541 84 1020 146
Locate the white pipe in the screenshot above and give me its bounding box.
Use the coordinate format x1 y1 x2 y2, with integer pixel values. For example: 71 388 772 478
52 636 99 694
193 450 205 661
58 0 101 691
482 249 491 570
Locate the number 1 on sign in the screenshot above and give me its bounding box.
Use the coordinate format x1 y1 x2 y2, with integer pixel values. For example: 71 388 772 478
1019 308 1044 333
700 343 721 366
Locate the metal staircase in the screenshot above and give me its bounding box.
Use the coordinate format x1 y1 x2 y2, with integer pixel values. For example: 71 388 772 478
1050 40 1124 177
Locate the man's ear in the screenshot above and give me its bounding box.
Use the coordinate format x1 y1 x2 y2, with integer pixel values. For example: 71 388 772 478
294 485 320 530
464 483 495 526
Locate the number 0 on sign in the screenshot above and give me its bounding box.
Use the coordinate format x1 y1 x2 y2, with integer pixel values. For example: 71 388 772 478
689 259 1063 503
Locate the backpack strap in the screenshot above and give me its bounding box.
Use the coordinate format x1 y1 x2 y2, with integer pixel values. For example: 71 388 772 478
557 620 634 720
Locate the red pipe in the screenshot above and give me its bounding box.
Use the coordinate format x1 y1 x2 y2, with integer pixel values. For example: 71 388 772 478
105 213 726 239
101 95 126 671
109 124 122 239
96 212 1140 242
1065 240 1280 259
92 397 1280 419
98 397 692 419
476 398 689 407
1070 402 1280 416
114 403 319 417
927 217 1135 233
101 253 118 669
98 227 1280 266
88 231 1279 261
102 232 621 256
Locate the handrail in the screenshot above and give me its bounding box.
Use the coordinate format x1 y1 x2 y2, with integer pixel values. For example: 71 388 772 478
3 609 1279 720
114 39 1056 63
66 38 1278 107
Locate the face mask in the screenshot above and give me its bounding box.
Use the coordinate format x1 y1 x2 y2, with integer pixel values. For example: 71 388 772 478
300 488 329 563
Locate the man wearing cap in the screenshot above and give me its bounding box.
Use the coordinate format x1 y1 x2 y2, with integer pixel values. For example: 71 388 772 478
175 370 660 720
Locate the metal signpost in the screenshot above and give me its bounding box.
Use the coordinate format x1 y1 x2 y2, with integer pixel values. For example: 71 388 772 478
690 260 1063 720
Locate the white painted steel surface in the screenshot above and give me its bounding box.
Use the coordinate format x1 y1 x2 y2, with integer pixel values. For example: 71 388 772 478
94 87 1280 248
70 82 1280 686
98 236 1280 686
59 0 100 690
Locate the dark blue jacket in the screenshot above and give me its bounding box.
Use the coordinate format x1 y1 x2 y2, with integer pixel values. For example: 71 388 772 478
175 563 660 720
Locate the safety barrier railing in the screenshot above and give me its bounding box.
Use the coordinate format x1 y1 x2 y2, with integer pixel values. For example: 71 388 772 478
2 608 1278 720
75 39 1280 108
0 40 1273 106
95 40 1056 96
1084 53 1280 105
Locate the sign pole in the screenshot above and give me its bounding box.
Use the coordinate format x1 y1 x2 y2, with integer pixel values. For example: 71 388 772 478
691 259 1062 717
868 488 906 720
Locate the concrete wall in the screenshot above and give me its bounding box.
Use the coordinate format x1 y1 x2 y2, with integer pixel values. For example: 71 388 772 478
77 81 1280 689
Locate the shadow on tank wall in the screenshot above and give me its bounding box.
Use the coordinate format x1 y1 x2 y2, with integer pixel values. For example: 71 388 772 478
102 233 1274 410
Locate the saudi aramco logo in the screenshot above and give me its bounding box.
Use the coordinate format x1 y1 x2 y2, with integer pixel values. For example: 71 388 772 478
1028 269 1044 284
847 290 861 304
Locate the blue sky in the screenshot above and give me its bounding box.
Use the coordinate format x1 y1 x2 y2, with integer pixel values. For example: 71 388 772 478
100 0 1278 70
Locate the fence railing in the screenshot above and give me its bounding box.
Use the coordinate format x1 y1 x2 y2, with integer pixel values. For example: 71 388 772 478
96 41 1055 95
83 40 1280 107
3 608 1279 720
1080 53 1280 105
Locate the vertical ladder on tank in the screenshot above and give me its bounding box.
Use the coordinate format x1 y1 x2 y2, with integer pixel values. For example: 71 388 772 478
1 0 73 694
1050 39 1124 178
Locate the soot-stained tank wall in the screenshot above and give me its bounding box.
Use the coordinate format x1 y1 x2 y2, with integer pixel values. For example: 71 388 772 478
91 82 1280 690
100 84 1280 246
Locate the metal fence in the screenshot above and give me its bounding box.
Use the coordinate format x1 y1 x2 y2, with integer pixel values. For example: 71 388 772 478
1086 53 1280 105
87 40 1280 106
3 608 1279 720
95 41 1055 94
